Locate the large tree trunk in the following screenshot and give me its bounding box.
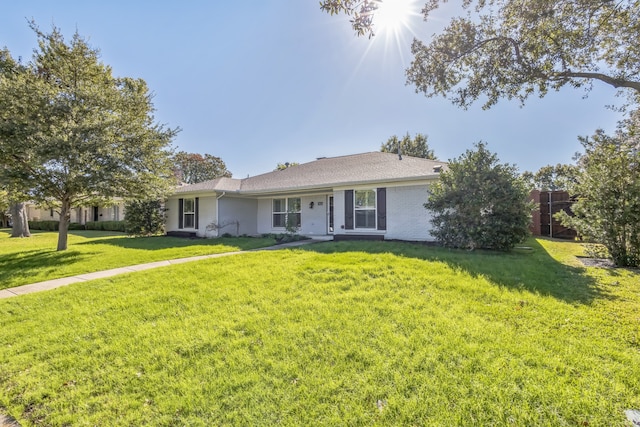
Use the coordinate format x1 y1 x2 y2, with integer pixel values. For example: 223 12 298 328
57 197 71 251
10 202 31 238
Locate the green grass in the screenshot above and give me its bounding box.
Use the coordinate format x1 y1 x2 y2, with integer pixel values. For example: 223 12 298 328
0 230 277 289
0 238 638 425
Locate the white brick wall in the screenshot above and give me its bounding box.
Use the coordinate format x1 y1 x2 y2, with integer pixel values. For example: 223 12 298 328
218 197 258 236
197 196 217 237
386 184 435 241
256 199 272 234
333 190 346 236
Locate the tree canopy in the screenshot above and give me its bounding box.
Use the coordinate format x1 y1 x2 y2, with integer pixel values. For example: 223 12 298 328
0 24 177 250
275 162 300 171
173 151 232 184
557 111 640 267
521 164 580 191
380 133 437 159
425 142 533 250
321 0 640 109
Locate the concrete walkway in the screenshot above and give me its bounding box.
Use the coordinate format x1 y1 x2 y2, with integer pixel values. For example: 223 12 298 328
0 239 320 300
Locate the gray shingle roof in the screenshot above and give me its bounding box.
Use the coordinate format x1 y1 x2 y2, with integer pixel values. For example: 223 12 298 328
174 177 241 194
174 152 447 195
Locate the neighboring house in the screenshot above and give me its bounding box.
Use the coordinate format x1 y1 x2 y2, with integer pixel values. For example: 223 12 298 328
166 152 447 241
25 200 126 224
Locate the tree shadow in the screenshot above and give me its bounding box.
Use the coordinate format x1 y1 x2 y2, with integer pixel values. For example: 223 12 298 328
72 235 172 250
74 235 274 252
298 239 601 305
0 249 93 289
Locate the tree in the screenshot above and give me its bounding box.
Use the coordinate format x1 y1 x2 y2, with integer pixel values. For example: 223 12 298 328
173 151 231 184
0 24 177 250
0 188 29 234
0 189 8 228
557 111 640 267
124 199 166 237
321 0 640 109
275 162 300 171
380 133 437 159
425 142 533 250
9 202 31 238
521 164 580 191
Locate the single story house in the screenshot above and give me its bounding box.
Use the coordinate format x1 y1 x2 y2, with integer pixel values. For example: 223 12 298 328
165 152 447 241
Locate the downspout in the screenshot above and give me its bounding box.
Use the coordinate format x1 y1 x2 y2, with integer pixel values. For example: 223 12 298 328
216 192 226 237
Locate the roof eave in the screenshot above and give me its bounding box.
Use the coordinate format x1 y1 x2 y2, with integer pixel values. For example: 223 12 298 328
238 174 441 196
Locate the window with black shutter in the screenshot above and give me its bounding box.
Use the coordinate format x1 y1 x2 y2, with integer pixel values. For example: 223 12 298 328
377 188 386 230
345 190 354 229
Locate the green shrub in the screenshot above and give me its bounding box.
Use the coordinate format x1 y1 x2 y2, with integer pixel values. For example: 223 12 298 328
124 200 166 236
28 220 59 231
85 221 125 232
425 142 534 251
557 112 640 267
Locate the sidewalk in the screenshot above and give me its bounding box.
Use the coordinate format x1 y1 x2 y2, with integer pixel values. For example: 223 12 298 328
0 239 320 300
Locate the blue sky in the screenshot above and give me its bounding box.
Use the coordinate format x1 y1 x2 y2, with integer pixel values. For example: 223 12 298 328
1 1 624 178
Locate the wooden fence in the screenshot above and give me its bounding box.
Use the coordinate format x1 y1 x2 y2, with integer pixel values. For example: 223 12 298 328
529 190 577 239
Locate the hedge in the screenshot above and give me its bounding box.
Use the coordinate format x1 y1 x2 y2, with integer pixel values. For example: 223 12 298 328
28 220 125 232
85 221 126 232
28 220 60 231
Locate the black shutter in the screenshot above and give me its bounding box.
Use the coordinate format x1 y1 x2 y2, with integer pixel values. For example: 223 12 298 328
345 190 354 230
178 198 184 229
377 188 386 230
195 197 199 229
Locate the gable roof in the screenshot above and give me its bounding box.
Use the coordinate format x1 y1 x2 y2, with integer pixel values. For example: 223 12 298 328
174 152 447 195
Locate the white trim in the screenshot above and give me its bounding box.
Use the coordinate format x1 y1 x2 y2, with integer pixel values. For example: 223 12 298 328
354 189 377 230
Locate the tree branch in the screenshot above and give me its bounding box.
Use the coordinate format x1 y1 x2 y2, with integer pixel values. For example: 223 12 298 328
551 71 640 92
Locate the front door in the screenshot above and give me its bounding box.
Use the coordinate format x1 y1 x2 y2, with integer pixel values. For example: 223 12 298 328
93 206 99 222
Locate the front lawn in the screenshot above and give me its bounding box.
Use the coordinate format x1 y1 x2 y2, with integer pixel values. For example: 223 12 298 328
0 230 277 289
0 238 638 425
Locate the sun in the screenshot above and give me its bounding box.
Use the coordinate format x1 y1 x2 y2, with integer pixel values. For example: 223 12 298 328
372 0 416 36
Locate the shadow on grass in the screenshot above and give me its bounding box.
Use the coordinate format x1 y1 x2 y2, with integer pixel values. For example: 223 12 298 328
74 235 276 251
0 249 92 289
299 239 600 305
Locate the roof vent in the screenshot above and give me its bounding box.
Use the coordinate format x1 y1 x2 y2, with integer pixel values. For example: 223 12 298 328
316 156 326 160
433 165 443 173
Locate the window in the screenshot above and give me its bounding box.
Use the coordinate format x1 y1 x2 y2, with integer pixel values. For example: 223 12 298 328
273 197 301 228
354 190 376 229
183 198 195 228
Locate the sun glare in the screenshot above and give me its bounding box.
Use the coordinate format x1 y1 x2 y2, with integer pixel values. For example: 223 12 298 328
372 0 416 36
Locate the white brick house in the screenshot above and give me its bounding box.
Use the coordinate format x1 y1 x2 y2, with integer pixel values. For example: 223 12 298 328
165 152 447 241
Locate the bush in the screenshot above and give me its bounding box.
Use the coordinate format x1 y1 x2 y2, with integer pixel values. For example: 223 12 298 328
85 221 125 232
425 142 534 251
28 220 125 232
557 113 640 267
28 220 59 231
124 200 166 236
